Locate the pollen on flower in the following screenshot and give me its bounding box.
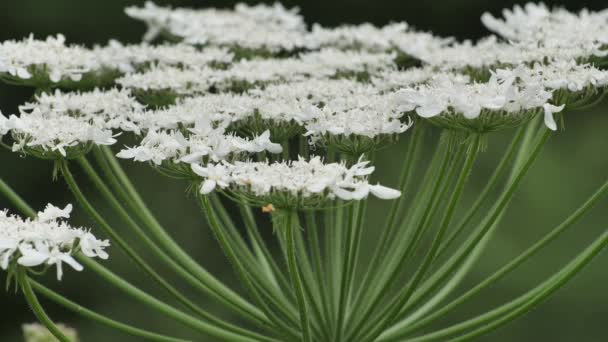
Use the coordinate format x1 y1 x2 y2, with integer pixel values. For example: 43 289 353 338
262 204 275 213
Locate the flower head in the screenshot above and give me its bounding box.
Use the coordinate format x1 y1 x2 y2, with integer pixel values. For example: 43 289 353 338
125 2 307 52
191 156 401 209
481 3 608 60
0 204 109 280
0 34 97 87
3 89 141 158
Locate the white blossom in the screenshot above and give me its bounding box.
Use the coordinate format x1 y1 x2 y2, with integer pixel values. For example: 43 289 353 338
125 2 307 52
0 34 96 83
191 156 401 202
117 125 283 166
481 3 608 59
3 89 143 156
94 41 234 73
118 49 397 95
0 204 109 280
301 93 413 139
395 70 553 123
130 78 413 141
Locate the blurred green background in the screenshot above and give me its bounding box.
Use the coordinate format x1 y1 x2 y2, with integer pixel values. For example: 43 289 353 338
0 0 606 341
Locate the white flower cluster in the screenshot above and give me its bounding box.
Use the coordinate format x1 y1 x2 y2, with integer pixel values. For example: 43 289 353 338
0 2 606 199
395 59 608 131
481 3 608 57
124 78 413 143
0 35 235 87
125 1 307 52
117 48 397 95
125 2 454 60
191 156 401 202
304 23 452 58
0 204 109 280
417 34 608 71
117 125 282 166
0 34 96 83
0 89 142 156
94 41 234 73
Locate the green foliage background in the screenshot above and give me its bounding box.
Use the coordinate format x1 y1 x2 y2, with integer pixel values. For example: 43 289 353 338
0 1 606 341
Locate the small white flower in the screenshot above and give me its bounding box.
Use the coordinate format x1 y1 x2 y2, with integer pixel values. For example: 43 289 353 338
125 1 307 51
0 34 95 84
543 103 566 131
3 88 142 156
191 156 401 204
0 205 109 280
191 163 232 194
37 204 73 222
481 3 608 60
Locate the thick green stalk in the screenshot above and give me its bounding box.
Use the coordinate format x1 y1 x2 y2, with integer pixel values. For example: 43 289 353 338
31 281 190 342
78 257 273 341
19 270 70 342
209 195 296 311
388 128 551 340
94 147 267 326
239 202 286 291
381 177 608 340
284 210 312 342
76 158 266 340
359 135 482 342
346 196 369 304
329 199 345 320
406 231 607 342
0 177 37 218
388 120 545 326
358 123 425 289
333 203 357 341
305 210 333 337
293 220 329 342
436 126 526 258
346 140 459 340
199 195 301 340
350 136 445 316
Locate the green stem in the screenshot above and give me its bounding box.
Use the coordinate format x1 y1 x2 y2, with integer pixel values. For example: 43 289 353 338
284 210 312 342
406 231 608 342
360 135 482 342
31 281 190 342
239 202 286 291
76 157 266 340
199 195 301 340
388 127 551 340
94 147 268 326
18 269 71 342
333 202 355 341
346 139 457 340
388 119 544 327
381 177 608 340
305 210 333 338
0 177 37 218
350 135 445 318
78 257 270 341
293 218 329 341
359 122 425 289
436 126 526 258
209 194 295 309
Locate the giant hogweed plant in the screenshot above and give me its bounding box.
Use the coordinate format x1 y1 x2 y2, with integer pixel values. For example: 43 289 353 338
0 2 606 341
